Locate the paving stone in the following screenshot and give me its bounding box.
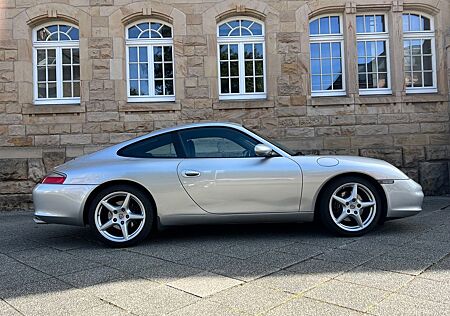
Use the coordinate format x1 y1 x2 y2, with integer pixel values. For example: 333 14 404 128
264 297 364 316
208 283 293 315
167 272 243 297
316 248 376 265
336 266 414 291
57 266 126 288
397 277 450 304
277 242 330 258
130 242 203 262
0 299 21 316
369 293 450 316
364 253 436 276
247 250 310 268
286 258 353 275
304 280 388 312
181 252 235 270
420 255 450 282
168 300 241 316
0 263 53 291
84 278 160 301
212 256 280 282
70 303 131 316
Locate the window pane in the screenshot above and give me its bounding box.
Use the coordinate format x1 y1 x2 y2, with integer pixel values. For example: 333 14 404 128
330 16 340 33
68 28 79 40
321 43 330 58
311 60 320 74
153 46 162 62
319 17 330 34
129 47 137 62
47 49 56 65
220 62 228 76
38 83 46 98
367 57 376 72
255 77 264 92
367 73 377 88
129 64 138 79
250 22 262 35
245 61 253 76
422 39 432 54
412 56 422 71
377 57 387 72
254 44 263 59
423 56 432 71
424 72 433 87
332 74 342 90
229 44 238 60
154 63 162 78
321 75 332 90
47 66 56 81
376 41 386 56
321 59 331 74
359 74 367 89
139 64 148 79
165 80 174 95
411 40 421 55
410 14 420 31
357 42 365 57
312 75 321 91
422 16 431 31
331 43 341 57
309 19 319 35
230 78 239 93
128 26 140 39
375 15 385 32
118 133 178 158
366 42 376 57
403 40 411 56
221 78 229 93
358 58 366 73
72 49 79 64
219 24 231 36
365 15 376 33
37 67 46 81
139 47 147 62
412 72 422 87
404 72 412 87
230 61 239 76
255 60 263 76
129 80 138 95
62 66 71 80
63 82 72 97
245 77 254 93
164 46 172 61
48 82 57 98
332 58 341 73
404 56 412 71
73 65 80 80
37 50 46 64
220 45 228 60
378 73 388 88
244 44 253 59
73 82 80 97
161 25 172 38
140 80 149 95
356 16 364 33
402 14 409 32
62 49 71 64
310 43 320 58
164 63 173 78
155 80 163 95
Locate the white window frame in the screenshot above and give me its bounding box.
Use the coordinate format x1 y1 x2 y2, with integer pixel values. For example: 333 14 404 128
217 17 267 101
356 13 392 95
309 14 346 97
125 20 175 103
32 22 80 105
403 12 437 94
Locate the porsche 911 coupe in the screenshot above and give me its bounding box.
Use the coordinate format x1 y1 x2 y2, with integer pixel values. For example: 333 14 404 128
33 122 424 247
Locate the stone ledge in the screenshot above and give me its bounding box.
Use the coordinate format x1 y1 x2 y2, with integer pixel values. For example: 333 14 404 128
119 102 181 112
22 104 86 115
213 99 275 110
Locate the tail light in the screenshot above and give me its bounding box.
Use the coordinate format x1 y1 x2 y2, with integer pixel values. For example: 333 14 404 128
41 172 66 184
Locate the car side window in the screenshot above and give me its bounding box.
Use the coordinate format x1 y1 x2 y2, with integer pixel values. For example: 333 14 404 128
117 132 180 158
179 127 259 158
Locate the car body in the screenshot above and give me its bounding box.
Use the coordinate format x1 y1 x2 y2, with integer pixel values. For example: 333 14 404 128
33 122 424 246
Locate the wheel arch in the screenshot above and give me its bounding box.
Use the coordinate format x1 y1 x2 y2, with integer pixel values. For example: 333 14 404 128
313 172 388 222
83 179 157 226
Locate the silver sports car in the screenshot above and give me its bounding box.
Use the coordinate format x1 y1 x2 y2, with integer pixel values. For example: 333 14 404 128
33 122 424 247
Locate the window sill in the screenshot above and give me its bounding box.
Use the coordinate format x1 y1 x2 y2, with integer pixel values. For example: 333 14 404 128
23 103 84 114
359 89 392 96
119 101 180 112
405 88 438 94
218 94 267 101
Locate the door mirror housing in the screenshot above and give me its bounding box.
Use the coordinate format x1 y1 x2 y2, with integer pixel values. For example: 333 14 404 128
254 144 274 157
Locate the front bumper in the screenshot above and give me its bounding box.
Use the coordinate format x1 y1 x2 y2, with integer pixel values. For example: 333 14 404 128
382 179 424 218
33 184 97 226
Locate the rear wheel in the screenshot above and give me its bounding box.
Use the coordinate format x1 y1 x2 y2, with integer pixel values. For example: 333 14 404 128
318 176 383 236
88 184 153 247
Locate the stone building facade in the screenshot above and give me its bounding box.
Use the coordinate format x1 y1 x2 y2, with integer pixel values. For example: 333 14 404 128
0 0 449 210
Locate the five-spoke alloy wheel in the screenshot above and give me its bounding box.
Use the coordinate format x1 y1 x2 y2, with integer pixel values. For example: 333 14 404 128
319 176 383 236
88 184 153 247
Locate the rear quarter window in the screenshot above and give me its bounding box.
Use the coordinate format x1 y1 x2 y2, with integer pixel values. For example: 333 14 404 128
117 132 180 158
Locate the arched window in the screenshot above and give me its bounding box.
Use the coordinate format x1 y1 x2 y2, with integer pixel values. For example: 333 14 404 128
309 15 345 97
33 23 80 105
217 18 266 100
356 14 391 95
402 13 436 93
126 21 174 102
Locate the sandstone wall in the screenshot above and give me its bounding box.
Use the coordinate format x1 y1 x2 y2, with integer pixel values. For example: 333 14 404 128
0 0 449 210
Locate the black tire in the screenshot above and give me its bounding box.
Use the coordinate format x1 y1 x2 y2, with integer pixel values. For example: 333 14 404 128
318 176 383 237
88 184 154 247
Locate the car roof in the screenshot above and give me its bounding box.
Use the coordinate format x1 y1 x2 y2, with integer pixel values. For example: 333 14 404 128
147 121 243 137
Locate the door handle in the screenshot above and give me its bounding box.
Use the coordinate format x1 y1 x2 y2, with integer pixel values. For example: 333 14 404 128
182 170 201 177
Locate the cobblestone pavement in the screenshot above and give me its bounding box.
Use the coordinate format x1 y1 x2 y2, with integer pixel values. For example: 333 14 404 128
0 197 449 316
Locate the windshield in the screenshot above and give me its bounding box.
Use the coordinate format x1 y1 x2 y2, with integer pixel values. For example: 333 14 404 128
246 127 297 156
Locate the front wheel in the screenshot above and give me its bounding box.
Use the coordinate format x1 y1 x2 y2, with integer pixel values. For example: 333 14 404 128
88 184 154 247
318 176 383 237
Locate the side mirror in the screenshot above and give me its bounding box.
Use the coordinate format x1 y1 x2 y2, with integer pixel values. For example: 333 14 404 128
254 144 274 157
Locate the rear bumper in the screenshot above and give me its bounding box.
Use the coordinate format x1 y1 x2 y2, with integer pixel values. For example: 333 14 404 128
33 184 97 226
382 179 424 219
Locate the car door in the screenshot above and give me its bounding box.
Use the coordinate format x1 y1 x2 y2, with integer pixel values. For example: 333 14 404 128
176 126 302 214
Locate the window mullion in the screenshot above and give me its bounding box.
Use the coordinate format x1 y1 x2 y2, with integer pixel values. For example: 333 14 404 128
56 47 62 99
238 43 245 94
149 45 155 97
